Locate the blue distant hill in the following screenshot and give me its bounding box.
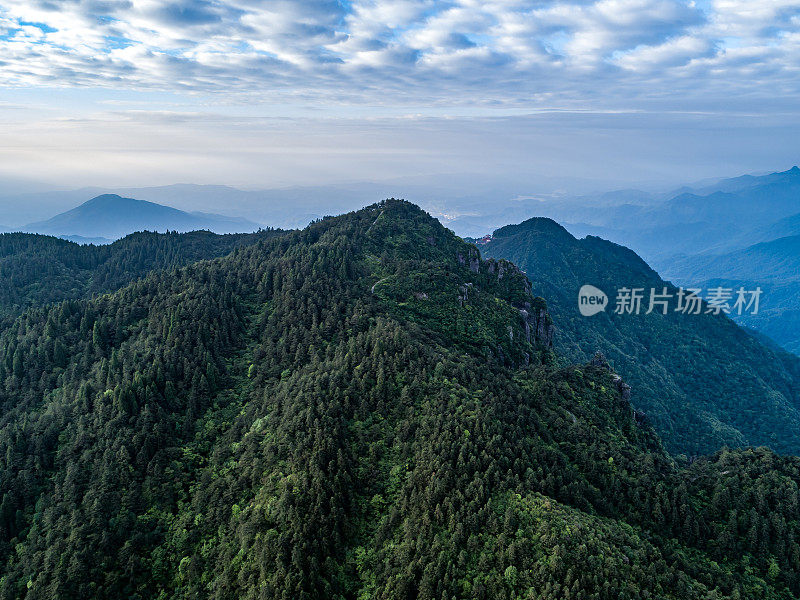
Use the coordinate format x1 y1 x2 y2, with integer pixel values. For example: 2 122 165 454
23 194 263 240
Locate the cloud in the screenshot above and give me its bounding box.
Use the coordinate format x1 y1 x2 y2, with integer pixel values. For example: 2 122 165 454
0 0 797 110
613 34 714 71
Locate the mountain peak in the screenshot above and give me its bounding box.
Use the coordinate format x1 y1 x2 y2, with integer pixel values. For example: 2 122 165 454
492 216 575 242
24 194 262 240
3 199 800 598
78 194 159 213
89 193 123 200
84 193 136 205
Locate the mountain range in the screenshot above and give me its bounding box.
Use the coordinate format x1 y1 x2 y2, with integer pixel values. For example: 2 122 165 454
469 166 800 355
4 194 800 456
7 168 800 357
663 234 800 354
0 178 535 233
8 167 800 356
480 217 800 455
1 200 800 598
555 167 800 260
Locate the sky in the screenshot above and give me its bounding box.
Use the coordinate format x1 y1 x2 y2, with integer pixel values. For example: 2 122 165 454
0 0 799 195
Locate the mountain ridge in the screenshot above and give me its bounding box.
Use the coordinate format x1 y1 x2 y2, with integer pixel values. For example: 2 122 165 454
1 200 800 597
664 234 800 354
482 215 800 455
0 228 285 325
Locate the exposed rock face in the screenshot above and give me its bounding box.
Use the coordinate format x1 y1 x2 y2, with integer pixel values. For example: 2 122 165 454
483 258 512 280
461 246 554 350
633 409 649 427
588 350 643 425
518 308 531 339
590 351 611 370
457 284 471 306
457 247 481 273
611 374 632 402
534 308 554 348
515 302 554 348
471 254 533 289
469 257 480 274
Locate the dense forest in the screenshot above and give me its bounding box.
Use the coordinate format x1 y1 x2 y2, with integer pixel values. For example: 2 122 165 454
1 201 799 598
0 228 284 325
482 218 800 456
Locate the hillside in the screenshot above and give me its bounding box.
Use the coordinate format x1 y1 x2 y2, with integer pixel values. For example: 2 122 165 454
1 200 800 598
666 235 800 284
23 194 263 240
547 167 800 358
0 229 284 324
664 235 800 354
481 217 800 455
757 211 800 242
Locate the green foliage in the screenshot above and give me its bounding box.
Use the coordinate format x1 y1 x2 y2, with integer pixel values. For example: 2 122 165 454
0 228 284 325
0 200 798 599
483 217 800 456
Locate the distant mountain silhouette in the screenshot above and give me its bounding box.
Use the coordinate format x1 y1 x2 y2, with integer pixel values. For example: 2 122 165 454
664 234 800 354
58 234 114 245
23 194 263 240
551 166 800 263
667 234 800 283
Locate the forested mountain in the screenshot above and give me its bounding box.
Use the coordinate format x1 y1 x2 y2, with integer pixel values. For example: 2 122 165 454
480 217 800 456
0 228 284 325
438 167 800 358
23 194 263 241
1 200 800 599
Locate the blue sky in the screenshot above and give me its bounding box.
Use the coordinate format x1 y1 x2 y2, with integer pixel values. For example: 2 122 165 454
0 0 799 192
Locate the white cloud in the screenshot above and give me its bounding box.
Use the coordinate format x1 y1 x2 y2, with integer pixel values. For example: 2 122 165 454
0 0 797 109
614 34 713 70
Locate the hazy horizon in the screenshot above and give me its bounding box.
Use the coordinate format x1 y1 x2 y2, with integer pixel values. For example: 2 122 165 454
2 0 800 202
2 163 798 242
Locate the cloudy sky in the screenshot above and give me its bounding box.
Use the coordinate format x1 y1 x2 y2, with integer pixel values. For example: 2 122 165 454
1 0 799 193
